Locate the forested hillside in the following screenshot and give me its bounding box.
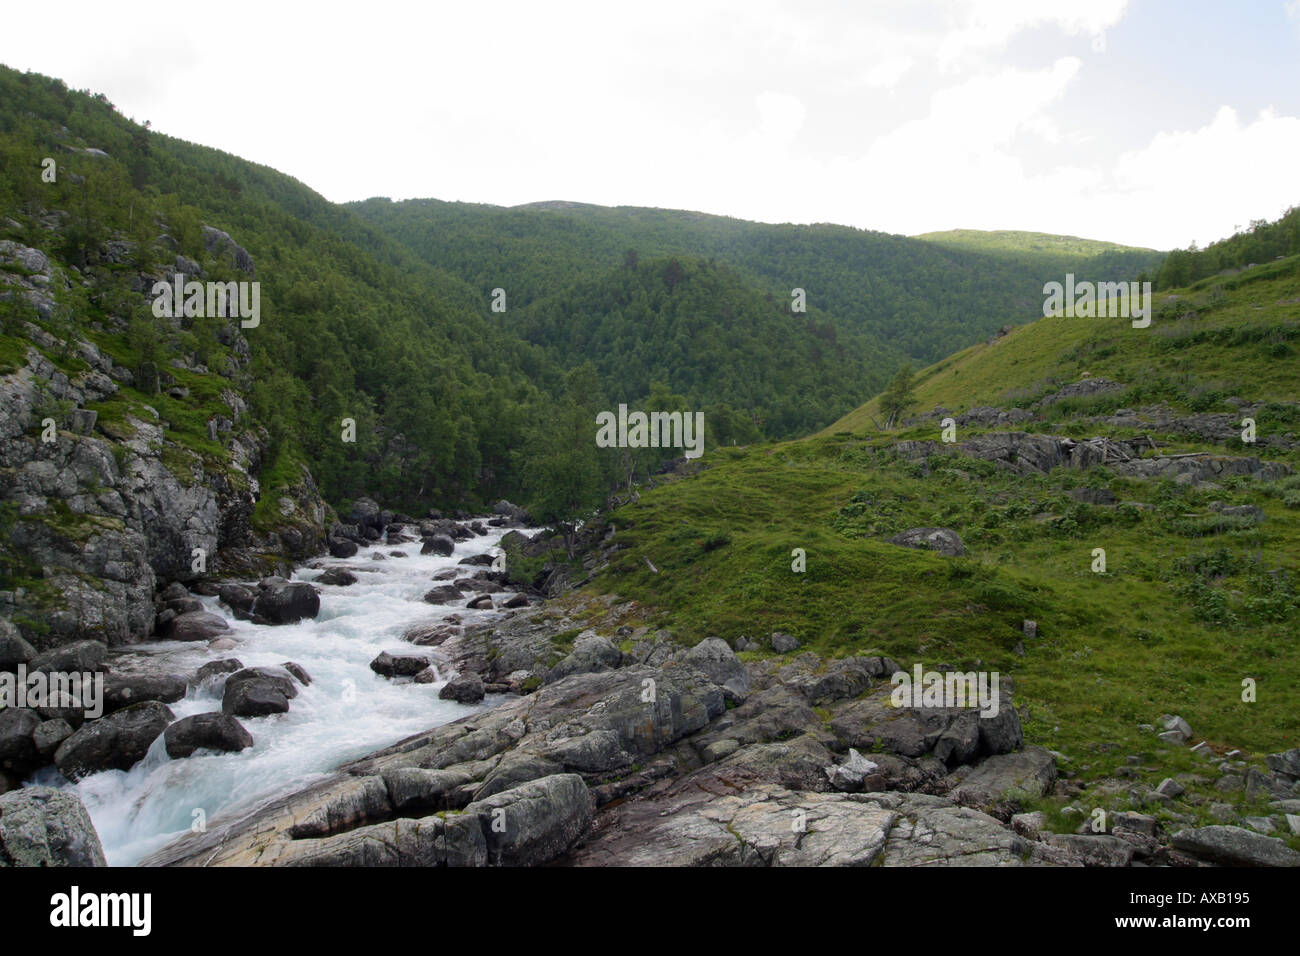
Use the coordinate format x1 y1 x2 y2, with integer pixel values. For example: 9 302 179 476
350 197 1166 365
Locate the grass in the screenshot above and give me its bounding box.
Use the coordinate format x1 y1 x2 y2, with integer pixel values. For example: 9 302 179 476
576 430 1300 786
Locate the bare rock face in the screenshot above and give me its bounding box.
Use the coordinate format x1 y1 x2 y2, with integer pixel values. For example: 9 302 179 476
888 527 965 557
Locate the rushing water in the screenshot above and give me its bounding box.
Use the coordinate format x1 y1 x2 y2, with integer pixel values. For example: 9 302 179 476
31 526 520 866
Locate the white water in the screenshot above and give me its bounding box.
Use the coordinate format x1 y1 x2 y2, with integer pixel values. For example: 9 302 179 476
33 527 521 866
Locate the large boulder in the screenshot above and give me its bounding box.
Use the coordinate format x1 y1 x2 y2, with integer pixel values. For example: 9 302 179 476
221 667 298 717
0 620 36 672
547 634 623 682
423 585 464 605
29 640 107 674
327 536 358 559
164 713 254 758
252 579 320 624
103 674 187 713
439 674 485 703
369 652 430 679
421 535 456 557
0 786 107 866
53 701 175 780
0 708 42 765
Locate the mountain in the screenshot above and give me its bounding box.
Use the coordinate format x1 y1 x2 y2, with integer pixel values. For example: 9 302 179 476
349 197 1167 367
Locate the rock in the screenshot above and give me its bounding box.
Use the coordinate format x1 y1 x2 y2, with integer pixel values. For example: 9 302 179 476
548 634 622 681
421 535 456 556
252 580 320 624
888 527 965 557
32 718 73 757
1158 730 1189 746
327 536 358 558
466 595 493 610
1042 833 1135 867
463 774 594 866
423 585 464 605
684 637 750 704
1156 777 1186 798
1113 811 1158 836
53 701 175 780
825 748 879 792
369 652 430 679
282 662 312 686
1011 811 1046 840
103 674 187 713
1171 825 1300 867
503 593 528 609
216 584 256 615
167 611 230 642
164 712 254 758
195 658 243 685
1266 748 1300 778
317 568 357 587
439 674 485 703
221 667 298 717
29 640 107 674
0 708 41 764
770 631 800 653
0 786 106 866
0 622 36 671
948 746 1057 814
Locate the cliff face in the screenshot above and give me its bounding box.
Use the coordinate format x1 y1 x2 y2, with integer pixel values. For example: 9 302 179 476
0 230 327 650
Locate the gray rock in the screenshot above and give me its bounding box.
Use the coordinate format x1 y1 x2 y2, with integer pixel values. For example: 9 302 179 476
29 640 107 674
164 712 254 758
0 786 106 866
421 535 456 556
1042 833 1135 867
888 527 965 557
53 700 175 780
770 631 800 653
439 674 485 703
195 658 243 685
370 652 430 679
825 748 879 792
464 773 595 866
167 611 230 642
548 634 623 681
32 718 73 757
1155 777 1185 798
0 621 36 671
252 580 320 624
684 637 750 704
423 585 464 605
1266 748 1300 778
948 746 1057 813
1171 825 1300 867
317 568 357 587
0 708 41 764
221 666 298 717
103 674 187 713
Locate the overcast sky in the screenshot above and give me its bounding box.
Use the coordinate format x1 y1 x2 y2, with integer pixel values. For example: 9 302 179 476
4 0 1298 250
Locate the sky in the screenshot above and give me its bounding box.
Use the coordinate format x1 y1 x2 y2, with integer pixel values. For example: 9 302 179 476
2 0 1298 250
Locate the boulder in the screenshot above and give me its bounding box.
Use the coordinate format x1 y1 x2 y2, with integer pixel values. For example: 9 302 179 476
0 707 41 764
252 580 320 624
421 534 456 557
195 658 243 685
317 568 358 587
0 786 106 866
684 637 750 703
167 611 230 642
164 712 254 758
103 674 187 713
888 527 965 557
369 652 430 678
0 621 36 672
439 674 485 703
548 634 622 681
770 631 800 653
29 640 107 674
327 536 358 559
423 585 464 605
53 701 175 780
221 667 298 718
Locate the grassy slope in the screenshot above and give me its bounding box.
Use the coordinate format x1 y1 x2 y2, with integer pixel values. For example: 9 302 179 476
916 228 1158 260
826 254 1300 434
568 256 1300 838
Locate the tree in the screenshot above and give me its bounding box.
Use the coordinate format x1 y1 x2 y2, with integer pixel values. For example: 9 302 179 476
878 363 916 429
